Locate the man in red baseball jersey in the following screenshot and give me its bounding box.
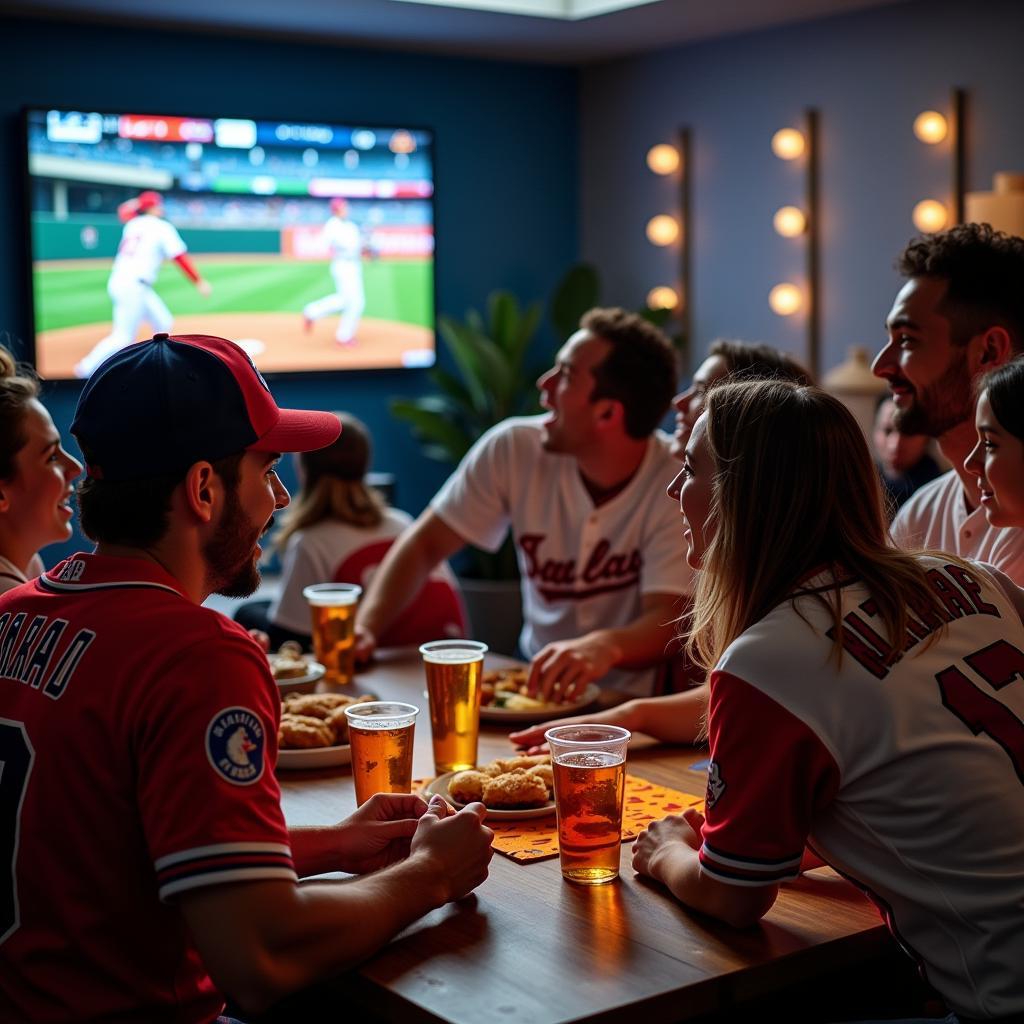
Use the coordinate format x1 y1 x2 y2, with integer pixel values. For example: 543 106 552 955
0 334 493 1023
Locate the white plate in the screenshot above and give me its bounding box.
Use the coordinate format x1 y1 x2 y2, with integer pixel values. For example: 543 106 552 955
480 683 600 724
276 743 351 771
424 772 556 821
270 660 326 695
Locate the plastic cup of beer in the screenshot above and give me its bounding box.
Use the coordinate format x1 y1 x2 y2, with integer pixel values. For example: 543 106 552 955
344 701 418 805
545 724 631 885
418 639 487 775
303 583 362 686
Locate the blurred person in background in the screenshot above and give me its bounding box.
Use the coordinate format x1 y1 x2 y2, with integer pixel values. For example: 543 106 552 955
873 394 942 517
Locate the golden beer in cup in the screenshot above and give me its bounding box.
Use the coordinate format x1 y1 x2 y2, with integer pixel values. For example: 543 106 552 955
344 701 418 805
419 639 487 775
545 725 631 885
303 583 362 687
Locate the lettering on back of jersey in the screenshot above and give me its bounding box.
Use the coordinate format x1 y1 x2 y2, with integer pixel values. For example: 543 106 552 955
0 611 94 700
58 559 86 582
827 564 1002 680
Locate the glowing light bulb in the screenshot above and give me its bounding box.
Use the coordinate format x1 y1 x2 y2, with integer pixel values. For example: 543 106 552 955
912 199 948 233
771 128 805 160
769 283 802 316
646 215 680 246
913 111 947 144
646 144 680 175
647 286 678 310
773 206 806 237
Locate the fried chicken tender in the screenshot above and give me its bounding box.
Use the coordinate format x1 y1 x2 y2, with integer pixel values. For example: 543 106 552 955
528 763 554 789
279 714 335 749
486 755 549 776
481 770 549 808
282 692 357 719
448 770 491 804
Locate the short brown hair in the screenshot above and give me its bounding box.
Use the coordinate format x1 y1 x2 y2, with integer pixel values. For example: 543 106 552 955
897 223 1024 350
78 451 244 548
707 339 813 386
581 307 678 438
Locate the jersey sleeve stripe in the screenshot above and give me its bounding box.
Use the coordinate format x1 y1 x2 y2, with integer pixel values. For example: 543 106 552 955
700 841 803 870
155 841 292 870
159 866 298 901
698 846 801 886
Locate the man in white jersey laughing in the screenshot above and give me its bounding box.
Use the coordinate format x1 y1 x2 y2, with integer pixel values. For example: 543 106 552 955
75 191 212 378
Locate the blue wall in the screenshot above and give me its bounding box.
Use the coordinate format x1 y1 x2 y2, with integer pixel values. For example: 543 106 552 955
0 16 579 565
580 0 1024 376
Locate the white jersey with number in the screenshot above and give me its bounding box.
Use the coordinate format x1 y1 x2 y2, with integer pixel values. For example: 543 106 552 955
699 556 1024 1019
431 417 692 694
893 469 1024 584
109 215 187 287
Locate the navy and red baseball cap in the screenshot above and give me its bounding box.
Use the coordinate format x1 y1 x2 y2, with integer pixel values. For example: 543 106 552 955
71 334 341 481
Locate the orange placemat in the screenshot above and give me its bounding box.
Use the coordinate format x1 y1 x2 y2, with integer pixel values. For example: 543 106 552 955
416 775 704 863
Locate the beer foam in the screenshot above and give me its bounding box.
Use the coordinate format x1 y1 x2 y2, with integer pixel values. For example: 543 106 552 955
421 649 485 665
553 751 625 769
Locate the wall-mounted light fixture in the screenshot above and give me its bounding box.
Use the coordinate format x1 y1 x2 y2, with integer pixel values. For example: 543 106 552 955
645 128 692 368
911 90 967 230
646 214 680 246
769 283 802 316
769 111 820 375
646 144 680 176
647 286 679 310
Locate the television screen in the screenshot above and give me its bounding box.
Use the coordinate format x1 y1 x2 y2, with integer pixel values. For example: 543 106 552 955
24 108 436 379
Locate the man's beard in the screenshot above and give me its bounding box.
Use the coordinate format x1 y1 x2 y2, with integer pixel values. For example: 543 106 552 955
894 347 973 438
204 484 269 598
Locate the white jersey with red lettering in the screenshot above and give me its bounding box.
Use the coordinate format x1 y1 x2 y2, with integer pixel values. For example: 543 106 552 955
431 417 692 694
110 213 187 287
699 556 1024 1019
0 553 294 1024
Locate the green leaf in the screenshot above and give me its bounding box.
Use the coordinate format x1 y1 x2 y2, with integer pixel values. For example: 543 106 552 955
487 291 519 355
389 398 471 463
438 315 489 417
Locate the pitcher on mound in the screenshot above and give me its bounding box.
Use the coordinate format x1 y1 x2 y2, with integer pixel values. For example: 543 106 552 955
302 197 366 346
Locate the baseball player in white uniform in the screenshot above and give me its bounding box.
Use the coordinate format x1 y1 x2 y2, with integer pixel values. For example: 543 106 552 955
302 197 366 345
75 191 211 378
355 308 691 699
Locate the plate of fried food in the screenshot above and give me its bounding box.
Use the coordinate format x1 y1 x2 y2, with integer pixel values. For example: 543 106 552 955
480 666 600 724
276 691 376 770
267 641 325 696
424 754 556 820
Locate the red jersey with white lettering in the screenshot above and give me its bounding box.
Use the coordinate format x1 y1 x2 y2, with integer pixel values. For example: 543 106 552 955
699 557 1024 1019
0 554 295 1024
431 417 692 694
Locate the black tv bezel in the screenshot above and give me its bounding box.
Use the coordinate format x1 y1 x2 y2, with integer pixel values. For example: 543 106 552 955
19 104 439 384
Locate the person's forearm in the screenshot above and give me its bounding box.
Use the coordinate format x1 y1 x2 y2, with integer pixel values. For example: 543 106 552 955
357 529 442 638
650 843 776 928
620 687 708 744
289 825 349 878
583 606 681 671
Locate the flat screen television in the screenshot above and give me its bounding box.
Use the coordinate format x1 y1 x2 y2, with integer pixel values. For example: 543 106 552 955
24 107 436 379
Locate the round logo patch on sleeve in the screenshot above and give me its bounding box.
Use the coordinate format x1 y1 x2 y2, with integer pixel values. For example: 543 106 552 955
206 707 266 785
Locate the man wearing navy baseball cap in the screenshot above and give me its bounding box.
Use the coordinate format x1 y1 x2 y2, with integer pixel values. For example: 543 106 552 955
0 334 493 1023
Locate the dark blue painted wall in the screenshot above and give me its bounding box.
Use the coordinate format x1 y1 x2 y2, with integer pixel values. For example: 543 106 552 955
0 16 579 565
580 0 1024 377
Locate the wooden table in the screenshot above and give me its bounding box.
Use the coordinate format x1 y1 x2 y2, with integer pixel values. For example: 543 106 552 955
277 650 892 1024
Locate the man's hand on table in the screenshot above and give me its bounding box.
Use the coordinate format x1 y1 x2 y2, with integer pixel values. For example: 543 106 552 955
527 633 621 703
408 796 494 904
330 793 432 874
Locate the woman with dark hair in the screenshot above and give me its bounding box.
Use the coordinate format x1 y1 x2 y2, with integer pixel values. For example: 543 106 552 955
965 354 1024 528
0 346 81 593
633 379 1024 1023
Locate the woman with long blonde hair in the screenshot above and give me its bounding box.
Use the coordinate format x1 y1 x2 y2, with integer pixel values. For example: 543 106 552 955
0 346 81 592
633 379 1024 1023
